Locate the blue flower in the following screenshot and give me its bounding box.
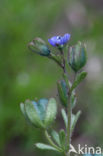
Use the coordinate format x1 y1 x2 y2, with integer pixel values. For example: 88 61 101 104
48 33 71 47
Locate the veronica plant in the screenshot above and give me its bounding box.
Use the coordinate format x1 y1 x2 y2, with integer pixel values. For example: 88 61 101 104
20 33 87 156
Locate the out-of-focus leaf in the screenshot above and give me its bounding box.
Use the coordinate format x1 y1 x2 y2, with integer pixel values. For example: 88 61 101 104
57 80 68 107
35 143 58 151
20 103 33 125
71 71 87 91
51 130 61 146
70 91 77 109
59 129 66 149
71 111 81 133
61 109 68 128
25 100 44 128
44 98 57 127
32 99 48 121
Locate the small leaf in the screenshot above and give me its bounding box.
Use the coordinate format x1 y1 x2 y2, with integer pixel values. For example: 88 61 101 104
51 130 61 146
44 98 57 127
20 103 26 117
57 80 68 107
61 109 68 128
59 129 66 149
71 71 87 91
20 103 33 125
70 91 77 109
71 111 81 133
25 100 44 128
63 73 71 90
33 99 48 121
35 143 58 151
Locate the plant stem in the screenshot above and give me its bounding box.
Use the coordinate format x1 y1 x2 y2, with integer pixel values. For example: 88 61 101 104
59 48 66 73
59 48 72 155
44 130 62 152
66 94 72 156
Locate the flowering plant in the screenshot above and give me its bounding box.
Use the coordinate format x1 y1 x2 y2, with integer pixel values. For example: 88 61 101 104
20 33 87 156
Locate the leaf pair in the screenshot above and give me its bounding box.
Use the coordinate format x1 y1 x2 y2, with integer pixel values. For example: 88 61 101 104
61 109 81 133
51 130 66 150
35 130 66 152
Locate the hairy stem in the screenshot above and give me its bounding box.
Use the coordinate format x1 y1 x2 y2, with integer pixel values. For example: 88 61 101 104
59 48 66 73
59 48 72 155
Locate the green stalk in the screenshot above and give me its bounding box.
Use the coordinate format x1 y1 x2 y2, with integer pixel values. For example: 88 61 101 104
59 48 72 155
66 96 72 155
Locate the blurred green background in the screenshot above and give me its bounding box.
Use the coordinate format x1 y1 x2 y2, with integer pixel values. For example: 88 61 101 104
0 0 103 155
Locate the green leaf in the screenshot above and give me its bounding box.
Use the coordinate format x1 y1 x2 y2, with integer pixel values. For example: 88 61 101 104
20 103 33 125
33 99 48 121
70 91 77 109
25 100 44 128
20 103 26 117
71 111 81 133
51 130 61 146
57 80 68 107
35 143 58 151
71 71 87 91
61 109 68 128
63 73 71 90
44 98 57 127
59 129 66 149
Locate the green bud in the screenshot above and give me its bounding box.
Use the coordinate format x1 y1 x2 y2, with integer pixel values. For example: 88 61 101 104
57 80 68 107
28 37 50 56
68 41 87 72
20 98 57 129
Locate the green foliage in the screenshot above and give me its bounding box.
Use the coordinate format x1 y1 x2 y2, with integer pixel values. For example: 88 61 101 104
44 98 57 127
51 130 61 146
1 0 103 155
71 111 81 134
21 98 57 129
59 129 66 149
57 80 68 107
25 100 45 128
70 91 77 109
61 109 68 128
71 71 87 92
35 143 58 151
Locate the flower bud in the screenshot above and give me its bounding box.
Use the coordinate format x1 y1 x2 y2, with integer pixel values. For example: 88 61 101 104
68 41 87 72
28 37 50 56
57 80 68 107
20 98 57 129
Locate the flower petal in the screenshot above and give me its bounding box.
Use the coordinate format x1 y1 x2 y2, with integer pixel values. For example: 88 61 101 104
62 33 71 44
